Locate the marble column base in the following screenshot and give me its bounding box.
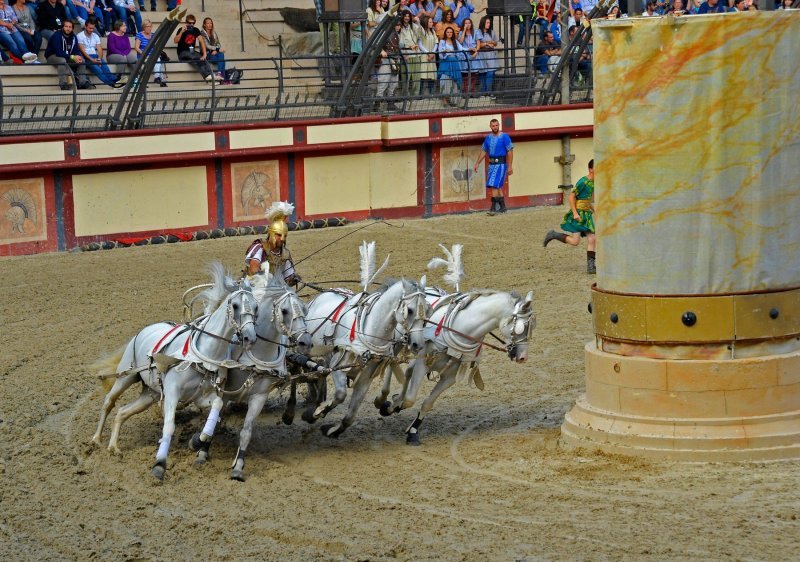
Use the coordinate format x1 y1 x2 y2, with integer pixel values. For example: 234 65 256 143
560 343 800 461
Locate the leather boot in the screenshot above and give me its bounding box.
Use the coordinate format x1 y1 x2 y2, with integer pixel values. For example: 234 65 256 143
498 197 507 213
587 251 596 274
543 230 567 247
487 197 497 216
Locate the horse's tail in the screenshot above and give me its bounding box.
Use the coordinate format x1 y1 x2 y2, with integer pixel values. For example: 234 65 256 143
91 345 126 393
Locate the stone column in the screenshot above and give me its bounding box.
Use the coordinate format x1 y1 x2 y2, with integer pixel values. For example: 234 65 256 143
560 13 800 461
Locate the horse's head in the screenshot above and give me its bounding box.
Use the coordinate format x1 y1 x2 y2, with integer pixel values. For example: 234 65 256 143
226 282 259 349
498 291 535 363
396 276 430 354
271 287 312 355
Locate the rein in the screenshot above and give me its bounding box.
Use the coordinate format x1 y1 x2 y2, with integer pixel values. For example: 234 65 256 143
422 318 507 353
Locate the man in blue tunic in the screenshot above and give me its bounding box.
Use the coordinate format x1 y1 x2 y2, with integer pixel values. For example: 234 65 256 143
473 118 514 215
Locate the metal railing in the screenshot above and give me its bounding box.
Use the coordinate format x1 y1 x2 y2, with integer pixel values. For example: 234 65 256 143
0 35 593 137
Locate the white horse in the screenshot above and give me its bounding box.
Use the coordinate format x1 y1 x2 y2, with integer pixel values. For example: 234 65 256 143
377 289 535 445
188 275 312 481
302 277 429 438
91 263 259 480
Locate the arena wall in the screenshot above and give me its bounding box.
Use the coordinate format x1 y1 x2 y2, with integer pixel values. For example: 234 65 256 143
0 105 593 256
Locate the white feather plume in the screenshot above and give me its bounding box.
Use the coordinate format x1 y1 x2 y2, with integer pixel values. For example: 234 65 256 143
265 201 294 222
427 243 465 290
359 241 390 291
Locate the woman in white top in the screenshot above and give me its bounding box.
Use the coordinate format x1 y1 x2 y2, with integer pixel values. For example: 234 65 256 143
366 0 384 40
398 9 422 95
417 14 438 95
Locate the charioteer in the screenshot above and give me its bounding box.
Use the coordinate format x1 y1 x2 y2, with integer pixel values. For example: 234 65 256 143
244 201 302 287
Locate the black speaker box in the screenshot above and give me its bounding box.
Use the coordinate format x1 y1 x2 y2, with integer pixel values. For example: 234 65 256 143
486 0 534 16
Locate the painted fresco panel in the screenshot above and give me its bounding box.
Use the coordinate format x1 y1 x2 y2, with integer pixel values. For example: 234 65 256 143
0 178 47 244
230 160 280 222
439 146 485 203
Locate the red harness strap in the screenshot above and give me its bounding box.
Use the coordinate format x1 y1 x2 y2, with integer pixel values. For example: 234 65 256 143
434 315 446 336
152 324 184 355
331 299 347 323
350 316 357 342
182 335 191 357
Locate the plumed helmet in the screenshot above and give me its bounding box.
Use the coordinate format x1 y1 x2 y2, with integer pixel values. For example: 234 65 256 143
265 201 294 246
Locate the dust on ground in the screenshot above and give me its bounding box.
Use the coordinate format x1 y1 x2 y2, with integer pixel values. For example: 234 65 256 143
1 207 798 561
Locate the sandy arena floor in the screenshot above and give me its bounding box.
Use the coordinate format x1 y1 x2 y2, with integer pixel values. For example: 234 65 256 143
1 206 798 561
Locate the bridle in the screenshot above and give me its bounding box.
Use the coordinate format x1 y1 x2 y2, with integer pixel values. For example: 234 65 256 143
188 288 258 366
498 300 535 359
269 289 309 347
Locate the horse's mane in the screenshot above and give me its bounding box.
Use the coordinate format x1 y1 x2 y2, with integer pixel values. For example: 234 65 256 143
464 288 520 300
197 262 234 315
375 277 422 294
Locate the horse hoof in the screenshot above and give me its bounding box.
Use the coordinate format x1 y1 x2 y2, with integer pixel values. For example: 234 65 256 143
301 407 318 425
108 446 123 457
151 463 166 480
406 432 421 446
230 470 245 481
320 423 340 439
189 433 203 451
281 412 294 426
194 451 208 466
379 401 393 417
373 396 385 409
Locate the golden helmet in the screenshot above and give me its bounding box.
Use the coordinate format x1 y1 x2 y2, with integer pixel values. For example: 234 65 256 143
265 201 294 246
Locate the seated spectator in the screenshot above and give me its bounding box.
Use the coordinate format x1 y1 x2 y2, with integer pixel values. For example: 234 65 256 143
37 0 69 43
568 7 585 29
174 13 216 83
134 18 167 86
112 0 142 34
534 0 556 35
696 0 727 12
642 0 658 15
435 8 459 40
94 1 115 35
200 17 225 80
107 20 137 79
11 0 41 58
68 0 92 27
778 0 793 8
606 5 621 18
534 29 560 74
567 24 591 85
44 19 89 89
76 17 124 87
0 0 37 62
667 0 687 14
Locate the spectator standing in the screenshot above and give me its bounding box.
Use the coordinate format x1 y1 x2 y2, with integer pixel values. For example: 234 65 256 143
76 17 124 87
0 0 37 61
579 0 598 14
37 0 68 43
473 118 513 215
11 0 40 58
642 1 658 15
437 25 462 106
174 13 215 83
134 18 167 86
567 24 591 86
375 18 401 110
398 9 421 95
408 0 429 22
667 0 687 13
543 158 596 274
457 17 480 92
106 20 137 79
200 17 226 80
44 19 88 88
449 0 476 27
366 0 385 39
435 8 459 39
474 15 497 93
417 14 437 95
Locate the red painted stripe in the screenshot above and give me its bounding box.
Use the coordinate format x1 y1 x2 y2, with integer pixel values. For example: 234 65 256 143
182 334 191 357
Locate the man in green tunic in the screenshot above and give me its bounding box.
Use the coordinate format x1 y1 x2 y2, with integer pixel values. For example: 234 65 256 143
543 159 596 274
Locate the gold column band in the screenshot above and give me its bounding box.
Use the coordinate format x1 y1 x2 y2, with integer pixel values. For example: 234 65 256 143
592 286 800 343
